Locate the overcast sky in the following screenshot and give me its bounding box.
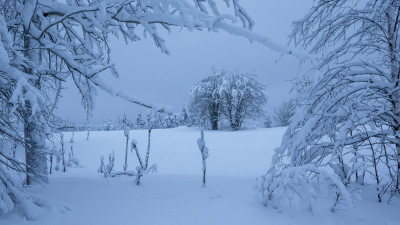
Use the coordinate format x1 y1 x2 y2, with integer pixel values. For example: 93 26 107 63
57 0 314 124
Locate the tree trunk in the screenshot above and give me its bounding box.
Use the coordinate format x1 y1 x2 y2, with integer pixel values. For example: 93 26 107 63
24 106 48 185
23 22 48 185
123 135 129 171
210 108 219 130
209 103 219 130
211 119 218 130
203 168 206 186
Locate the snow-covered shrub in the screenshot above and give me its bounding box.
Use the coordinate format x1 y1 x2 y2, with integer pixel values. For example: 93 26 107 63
106 151 115 175
219 72 268 130
189 72 223 130
136 112 146 129
263 115 272 128
101 151 115 178
103 119 114 131
162 113 180 128
146 112 164 129
131 129 157 185
67 152 80 168
197 130 209 186
260 165 352 213
98 156 105 174
179 107 190 127
272 99 294 127
118 113 133 130
67 132 80 168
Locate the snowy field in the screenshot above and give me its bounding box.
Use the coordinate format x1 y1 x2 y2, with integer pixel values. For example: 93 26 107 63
1 127 399 225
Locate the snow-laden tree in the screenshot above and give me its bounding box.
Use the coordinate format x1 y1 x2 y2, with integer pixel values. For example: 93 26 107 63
263 115 272 128
220 71 267 130
190 70 267 130
103 119 114 131
261 0 400 211
145 111 163 129
136 112 146 129
0 20 45 217
67 132 80 168
189 72 223 130
272 99 294 127
118 113 133 130
179 107 190 126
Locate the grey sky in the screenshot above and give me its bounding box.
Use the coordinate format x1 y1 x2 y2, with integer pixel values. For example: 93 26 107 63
57 0 313 124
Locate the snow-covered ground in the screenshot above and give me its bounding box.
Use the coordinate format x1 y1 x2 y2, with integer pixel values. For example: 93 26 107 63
1 127 399 225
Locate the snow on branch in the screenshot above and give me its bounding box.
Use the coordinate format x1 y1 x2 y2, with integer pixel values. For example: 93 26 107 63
16 0 308 115
261 164 353 213
215 21 309 62
197 129 209 186
90 76 168 113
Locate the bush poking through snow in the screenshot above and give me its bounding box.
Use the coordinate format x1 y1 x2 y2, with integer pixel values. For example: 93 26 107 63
98 156 105 174
272 99 295 127
67 153 80 168
197 130 209 187
67 132 81 168
101 128 139 178
260 165 353 213
123 127 130 171
99 152 115 178
105 151 115 178
131 129 157 185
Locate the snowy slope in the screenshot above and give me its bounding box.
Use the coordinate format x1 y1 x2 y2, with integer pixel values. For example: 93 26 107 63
1 127 399 225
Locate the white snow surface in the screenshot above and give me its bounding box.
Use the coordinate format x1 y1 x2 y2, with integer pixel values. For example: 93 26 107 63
1 127 399 225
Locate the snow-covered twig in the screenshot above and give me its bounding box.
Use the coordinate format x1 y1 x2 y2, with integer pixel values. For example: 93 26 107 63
197 129 209 186
131 129 157 185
